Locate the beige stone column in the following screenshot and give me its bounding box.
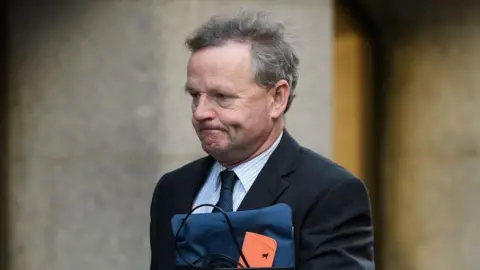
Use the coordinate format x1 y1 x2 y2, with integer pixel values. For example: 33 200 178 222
383 2 480 270
6 1 333 269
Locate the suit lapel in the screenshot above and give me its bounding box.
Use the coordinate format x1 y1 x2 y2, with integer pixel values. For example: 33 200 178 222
173 156 215 214
238 130 300 211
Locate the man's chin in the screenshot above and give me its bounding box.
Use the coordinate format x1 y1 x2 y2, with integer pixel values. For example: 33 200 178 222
201 144 221 155
201 143 227 157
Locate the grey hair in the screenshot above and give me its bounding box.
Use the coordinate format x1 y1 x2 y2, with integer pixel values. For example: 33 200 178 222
185 9 299 113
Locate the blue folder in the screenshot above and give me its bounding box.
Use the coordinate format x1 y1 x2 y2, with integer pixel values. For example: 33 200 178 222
171 203 295 269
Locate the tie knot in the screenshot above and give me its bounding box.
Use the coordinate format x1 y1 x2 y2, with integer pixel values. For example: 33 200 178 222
219 170 238 191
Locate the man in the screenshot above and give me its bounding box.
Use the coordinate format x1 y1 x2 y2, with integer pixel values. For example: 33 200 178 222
150 10 375 270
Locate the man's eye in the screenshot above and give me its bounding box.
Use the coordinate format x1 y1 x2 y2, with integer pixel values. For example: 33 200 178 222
190 93 200 101
189 92 200 106
215 94 234 107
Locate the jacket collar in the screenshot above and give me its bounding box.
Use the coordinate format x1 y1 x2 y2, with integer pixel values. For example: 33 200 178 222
237 129 299 211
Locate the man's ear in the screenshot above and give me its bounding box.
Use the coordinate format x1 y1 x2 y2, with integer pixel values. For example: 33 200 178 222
269 80 290 119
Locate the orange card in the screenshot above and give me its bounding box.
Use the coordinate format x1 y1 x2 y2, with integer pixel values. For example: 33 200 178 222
238 232 277 268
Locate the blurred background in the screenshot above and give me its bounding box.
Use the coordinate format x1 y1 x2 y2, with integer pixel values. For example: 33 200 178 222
1 0 479 270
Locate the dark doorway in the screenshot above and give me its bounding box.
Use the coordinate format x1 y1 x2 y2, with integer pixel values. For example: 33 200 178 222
333 1 388 269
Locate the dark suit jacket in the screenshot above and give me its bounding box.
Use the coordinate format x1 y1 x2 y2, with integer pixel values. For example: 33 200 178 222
150 130 375 270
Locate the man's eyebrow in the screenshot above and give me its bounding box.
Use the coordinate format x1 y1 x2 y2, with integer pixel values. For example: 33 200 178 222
184 85 197 93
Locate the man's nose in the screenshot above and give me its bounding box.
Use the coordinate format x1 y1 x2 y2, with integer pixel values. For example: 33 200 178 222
193 95 215 121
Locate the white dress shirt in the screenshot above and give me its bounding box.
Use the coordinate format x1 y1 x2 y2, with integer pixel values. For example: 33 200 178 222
192 132 283 214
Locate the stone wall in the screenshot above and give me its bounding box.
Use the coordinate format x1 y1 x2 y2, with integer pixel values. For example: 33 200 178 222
5 1 333 269
382 2 480 270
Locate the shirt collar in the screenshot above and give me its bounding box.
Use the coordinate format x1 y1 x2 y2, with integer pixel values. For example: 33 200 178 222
212 131 284 191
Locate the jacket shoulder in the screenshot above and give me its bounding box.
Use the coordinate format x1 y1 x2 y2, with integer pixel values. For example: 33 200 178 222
301 147 355 173
296 146 362 188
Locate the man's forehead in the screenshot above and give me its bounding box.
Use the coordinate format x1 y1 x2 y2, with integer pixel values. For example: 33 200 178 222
187 43 252 72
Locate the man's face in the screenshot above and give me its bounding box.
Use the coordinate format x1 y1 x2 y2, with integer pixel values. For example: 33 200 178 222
185 42 275 164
